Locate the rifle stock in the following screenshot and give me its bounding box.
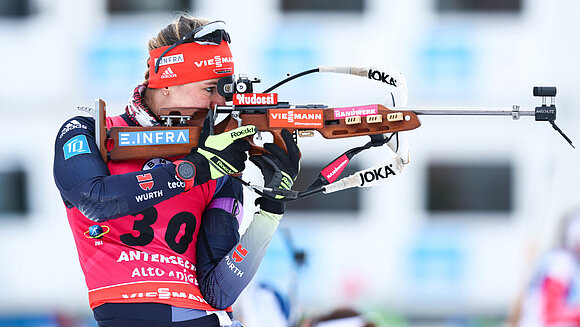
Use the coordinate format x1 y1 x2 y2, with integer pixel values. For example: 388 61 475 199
96 99 107 162
97 99 422 162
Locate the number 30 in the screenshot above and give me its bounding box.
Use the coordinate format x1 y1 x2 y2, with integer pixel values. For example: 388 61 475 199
119 207 197 254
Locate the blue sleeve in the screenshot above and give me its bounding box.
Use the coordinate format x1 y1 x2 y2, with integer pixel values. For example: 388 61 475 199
196 176 244 308
197 177 282 310
53 116 185 222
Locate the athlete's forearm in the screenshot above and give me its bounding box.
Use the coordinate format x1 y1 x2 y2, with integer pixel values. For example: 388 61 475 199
59 166 184 221
198 209 281 309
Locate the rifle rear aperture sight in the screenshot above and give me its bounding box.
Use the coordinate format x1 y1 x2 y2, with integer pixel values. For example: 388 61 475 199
217 74 261 101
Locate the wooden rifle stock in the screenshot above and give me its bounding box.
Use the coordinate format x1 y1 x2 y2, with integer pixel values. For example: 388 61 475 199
96 99 422 162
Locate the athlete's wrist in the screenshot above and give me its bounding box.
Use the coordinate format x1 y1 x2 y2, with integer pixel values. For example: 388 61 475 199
184 153 212 185
174 160 196 191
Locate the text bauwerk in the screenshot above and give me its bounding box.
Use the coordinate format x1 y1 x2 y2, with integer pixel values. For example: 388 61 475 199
119 130 189 146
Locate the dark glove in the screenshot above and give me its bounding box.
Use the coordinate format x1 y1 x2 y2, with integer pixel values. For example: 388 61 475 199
250 129 301 214
185 116 256 185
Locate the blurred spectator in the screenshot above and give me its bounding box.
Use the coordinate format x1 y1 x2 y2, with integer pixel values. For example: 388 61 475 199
513 209 580 327
236 282 291 327
300 307 376 327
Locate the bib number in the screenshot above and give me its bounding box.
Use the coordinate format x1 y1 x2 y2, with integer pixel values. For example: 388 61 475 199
120 207 197 255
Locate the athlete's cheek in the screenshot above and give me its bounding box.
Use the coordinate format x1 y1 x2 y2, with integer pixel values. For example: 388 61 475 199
210 93 226 107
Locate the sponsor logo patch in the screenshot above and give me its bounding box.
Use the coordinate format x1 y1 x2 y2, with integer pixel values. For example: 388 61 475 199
321 155 350 183
210 158 235 175
234 93 278 106
84 225 110 239
59 119 88 138
368 69 398 87
168 180 186 189
135 190 163 203
63 135 90 159
269 109 323 128
230 126 256 139
137 173 154 191
160 67 178 79
119 130 189 146
232 244 248 263
194 55 233 68
225 255 245 278
120 287 207 304
359 164 397 187
213 68 232 75
142 158 170 171
155 54 184 67
333 105 379 119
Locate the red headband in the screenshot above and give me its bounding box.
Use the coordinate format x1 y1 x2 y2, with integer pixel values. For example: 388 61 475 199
148 42 234 88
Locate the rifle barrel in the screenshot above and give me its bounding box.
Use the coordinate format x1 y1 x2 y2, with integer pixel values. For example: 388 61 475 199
405 106 535 117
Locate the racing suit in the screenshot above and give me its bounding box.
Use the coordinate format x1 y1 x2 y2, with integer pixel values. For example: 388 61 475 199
53 88 282 326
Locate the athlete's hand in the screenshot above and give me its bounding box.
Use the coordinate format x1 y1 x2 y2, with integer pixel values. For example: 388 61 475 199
250 129 300 214
185 116 256 185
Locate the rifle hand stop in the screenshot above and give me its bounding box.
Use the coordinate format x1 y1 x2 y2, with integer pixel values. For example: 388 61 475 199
532 86 574 148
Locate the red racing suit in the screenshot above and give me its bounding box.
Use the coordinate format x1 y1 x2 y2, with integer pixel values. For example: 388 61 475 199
54 112 282 313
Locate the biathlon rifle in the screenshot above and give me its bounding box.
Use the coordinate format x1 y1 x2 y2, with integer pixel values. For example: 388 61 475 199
79 66 574 200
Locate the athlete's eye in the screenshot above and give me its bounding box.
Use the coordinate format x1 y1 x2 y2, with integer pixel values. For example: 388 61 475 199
205 87 216 93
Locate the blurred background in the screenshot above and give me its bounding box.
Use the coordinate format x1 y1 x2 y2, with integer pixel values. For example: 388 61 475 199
0 0 579 326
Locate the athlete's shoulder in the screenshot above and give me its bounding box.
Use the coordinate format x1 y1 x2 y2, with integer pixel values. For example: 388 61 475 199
56 116 95 141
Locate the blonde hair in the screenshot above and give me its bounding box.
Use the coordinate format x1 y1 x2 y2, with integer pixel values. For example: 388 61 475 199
144 14 211 82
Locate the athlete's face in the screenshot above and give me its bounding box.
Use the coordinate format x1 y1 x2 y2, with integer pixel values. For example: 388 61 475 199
153 78 226 114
